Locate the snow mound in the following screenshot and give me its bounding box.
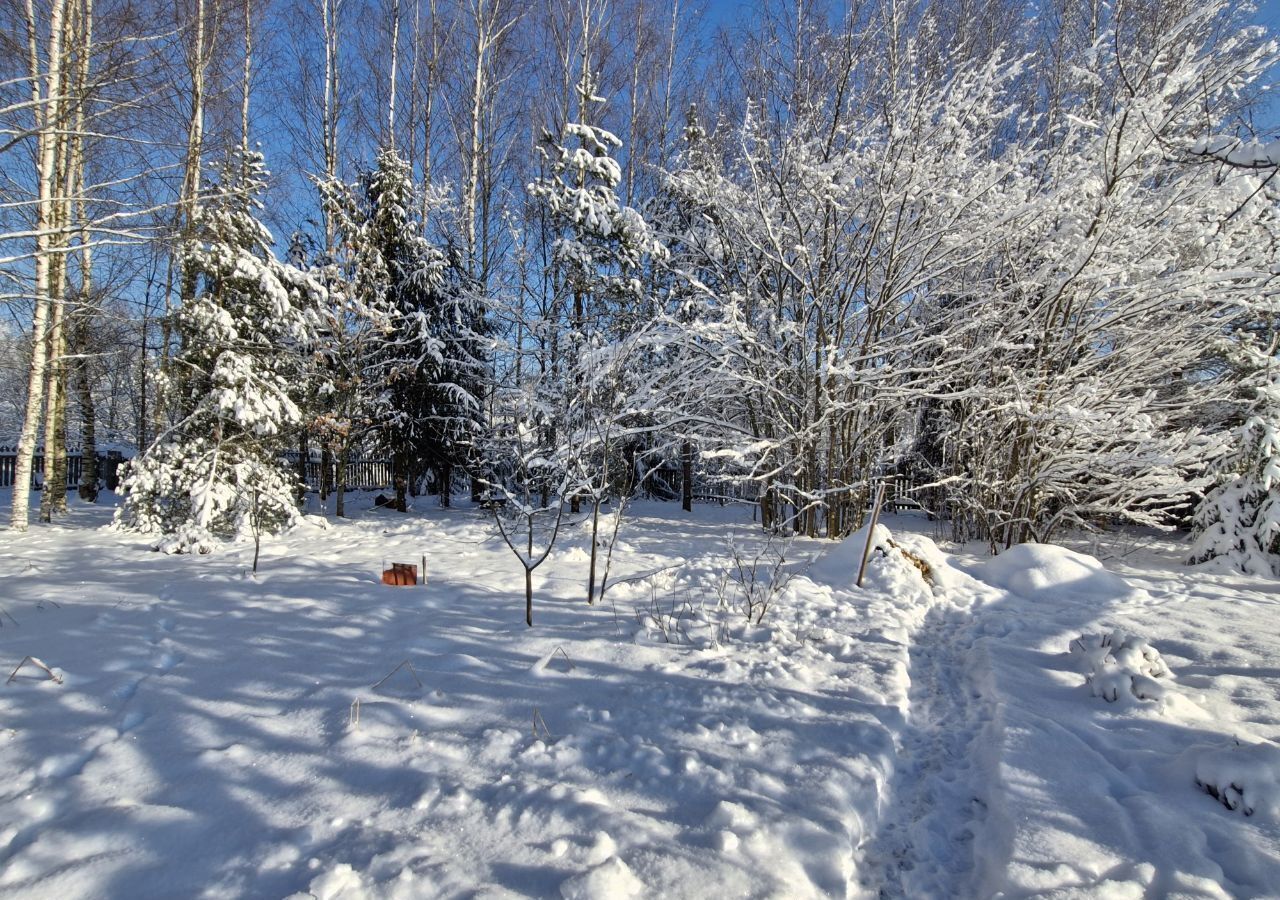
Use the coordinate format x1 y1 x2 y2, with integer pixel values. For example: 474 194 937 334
888 532 955 590
296 513 332 532
978 543 1129 598
1195 741 1280 821
560 546 592 565
807 523 892 586
808 523 941 600
559 856 644 900
1069 630 1173 705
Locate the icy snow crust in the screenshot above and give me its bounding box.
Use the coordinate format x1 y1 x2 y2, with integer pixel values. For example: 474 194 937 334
2 500 1279 897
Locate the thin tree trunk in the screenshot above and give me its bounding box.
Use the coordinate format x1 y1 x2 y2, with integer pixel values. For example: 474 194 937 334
336 445 347 517
525 515 534 625
164 0 208 432
320 445 331 502
525 566 533 626
394 451 408 512
137 314 147 450
586 497 600 604
387 0 399 145
11 0 69 532
464 0 487 283
681 440 693 512
241 0 251 155
297 431 309 504
76 320 97 501
40 279 68 521
42 4 82 523
72 0 94 505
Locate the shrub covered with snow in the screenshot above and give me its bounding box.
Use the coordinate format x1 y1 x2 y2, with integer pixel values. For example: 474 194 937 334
634 596 720 647
1194 740 1280 821
1068 630 1173 705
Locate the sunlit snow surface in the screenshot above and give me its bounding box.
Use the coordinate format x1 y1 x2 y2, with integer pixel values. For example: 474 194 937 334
1 495 1278 898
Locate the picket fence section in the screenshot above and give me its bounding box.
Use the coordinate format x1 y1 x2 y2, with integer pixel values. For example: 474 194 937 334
0 447 394 494
281 452 394 493
0 447 129 491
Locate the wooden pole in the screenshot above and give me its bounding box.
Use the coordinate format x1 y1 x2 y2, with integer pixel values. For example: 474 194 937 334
856 482 887 588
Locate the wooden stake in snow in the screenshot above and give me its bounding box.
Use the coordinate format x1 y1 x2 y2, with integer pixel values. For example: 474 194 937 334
856 482 887 588
7 656 63 685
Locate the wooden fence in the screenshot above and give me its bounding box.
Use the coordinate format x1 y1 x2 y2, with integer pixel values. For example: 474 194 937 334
281 452 394 493
1 445 928 511
0 447 391 494
693 473 926 510
0 448 128 491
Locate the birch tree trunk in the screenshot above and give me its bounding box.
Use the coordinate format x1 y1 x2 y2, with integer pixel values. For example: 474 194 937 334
11 0 70 531
159 0 209 436
72 0 95 505
76 313 98 502
42 0 91 522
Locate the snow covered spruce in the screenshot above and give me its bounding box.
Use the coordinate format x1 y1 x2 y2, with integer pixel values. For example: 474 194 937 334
115 152 326 554
1069 629 1174 706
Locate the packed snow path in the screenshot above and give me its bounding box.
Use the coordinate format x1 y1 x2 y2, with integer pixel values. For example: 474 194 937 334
961 539 1280 897
863 595 997 897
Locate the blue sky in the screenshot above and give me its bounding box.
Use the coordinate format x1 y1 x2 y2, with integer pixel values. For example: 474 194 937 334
1258 0 1280 130
701 0 1280 131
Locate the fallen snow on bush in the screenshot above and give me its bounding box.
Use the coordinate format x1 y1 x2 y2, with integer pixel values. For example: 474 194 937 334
1069 629 1174 706
1195 741 1280 821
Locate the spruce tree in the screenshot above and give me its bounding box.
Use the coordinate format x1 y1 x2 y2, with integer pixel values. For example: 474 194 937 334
527 75 663 597
117 150 324 552
1190 370 1280 576
334 147 485 511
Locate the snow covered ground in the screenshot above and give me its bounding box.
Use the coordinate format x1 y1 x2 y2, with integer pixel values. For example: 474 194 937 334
2 495 1279 898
